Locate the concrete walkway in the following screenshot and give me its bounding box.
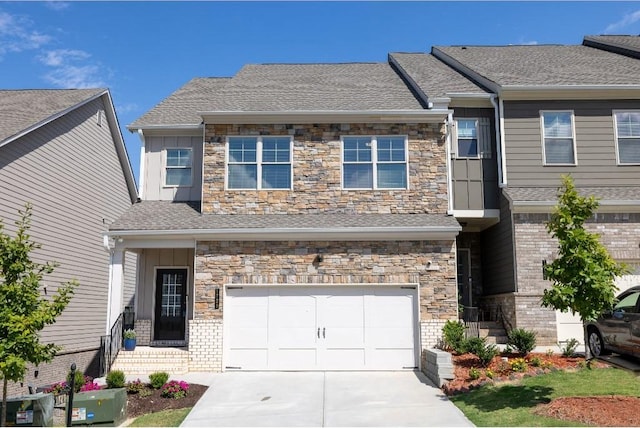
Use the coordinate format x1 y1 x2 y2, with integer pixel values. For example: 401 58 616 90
179 371 474 427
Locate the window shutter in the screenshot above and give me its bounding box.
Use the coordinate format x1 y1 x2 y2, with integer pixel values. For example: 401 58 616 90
451 120 458 158
479 117 492 158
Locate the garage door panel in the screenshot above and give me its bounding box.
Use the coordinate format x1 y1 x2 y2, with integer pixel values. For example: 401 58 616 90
226 286 417 370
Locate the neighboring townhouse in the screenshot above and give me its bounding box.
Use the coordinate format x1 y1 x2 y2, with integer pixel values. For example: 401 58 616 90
0 89 138 395
106 58 494 374
430 42 640 345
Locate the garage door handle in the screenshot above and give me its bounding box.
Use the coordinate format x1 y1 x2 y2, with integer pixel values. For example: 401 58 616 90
323 328 326 338
317 328 320 338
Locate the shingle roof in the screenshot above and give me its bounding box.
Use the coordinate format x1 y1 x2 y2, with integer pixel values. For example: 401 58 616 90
504 187 640 204
109 201 460 232
128 78 230 129
0 89 105 145
433 45 640 87
129 63 428 128
389 53 489 98
583 35 640 59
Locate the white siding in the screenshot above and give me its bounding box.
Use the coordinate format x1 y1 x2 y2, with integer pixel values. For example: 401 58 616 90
0 96 133 353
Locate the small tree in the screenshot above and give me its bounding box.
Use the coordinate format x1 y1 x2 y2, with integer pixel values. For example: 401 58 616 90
541 175 627 360
0 205 76 427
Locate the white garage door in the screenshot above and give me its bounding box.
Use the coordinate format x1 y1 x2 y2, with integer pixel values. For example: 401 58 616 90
224 286 418 370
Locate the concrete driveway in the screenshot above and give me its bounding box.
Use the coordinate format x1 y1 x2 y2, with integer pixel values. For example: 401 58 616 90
179 371 473 427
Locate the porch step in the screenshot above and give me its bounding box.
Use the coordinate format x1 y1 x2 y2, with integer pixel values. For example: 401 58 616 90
478 321 508 345
111 346 189 376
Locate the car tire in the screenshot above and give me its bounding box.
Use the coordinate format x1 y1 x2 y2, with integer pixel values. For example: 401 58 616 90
588 329 606 357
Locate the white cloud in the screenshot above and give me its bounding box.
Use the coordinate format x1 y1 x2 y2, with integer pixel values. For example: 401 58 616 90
605 10 640 33
39 49 106 88
44 2 71 11
0 10 51 57
521 40 538 46
116 103 139 114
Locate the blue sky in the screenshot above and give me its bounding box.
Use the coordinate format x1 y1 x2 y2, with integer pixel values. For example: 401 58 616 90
2 1 640 185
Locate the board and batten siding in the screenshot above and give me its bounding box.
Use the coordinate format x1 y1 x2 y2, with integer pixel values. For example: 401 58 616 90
135 248 194 320
480 192 516 294
503 100 640 187
123 250 138 309
143 135 203 201
0 96 133 353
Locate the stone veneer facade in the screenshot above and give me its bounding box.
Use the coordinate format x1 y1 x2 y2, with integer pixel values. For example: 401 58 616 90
202 123 448 214
508 212 640 345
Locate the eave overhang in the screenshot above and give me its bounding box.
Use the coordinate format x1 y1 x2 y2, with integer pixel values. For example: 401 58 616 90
197 110 452 124
106 225 461 242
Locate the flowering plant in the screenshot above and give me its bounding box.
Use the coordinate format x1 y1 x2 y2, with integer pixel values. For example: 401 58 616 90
161 380 189 399
45 381 68 395
80 382 102 392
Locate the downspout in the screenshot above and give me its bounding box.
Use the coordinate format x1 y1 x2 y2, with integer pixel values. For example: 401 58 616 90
490 95 507 188
446 113 454 215
103 234 114 334
137 129 146 200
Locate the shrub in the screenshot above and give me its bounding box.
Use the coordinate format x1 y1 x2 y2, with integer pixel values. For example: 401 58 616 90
67 370 86 393
469 368 481 380
462 337 498 367
560 338 580 357
507 328 537 355
45 381 68 395
442 320 466 354
126 379 146 394
509 357 528 372
106 370 126 389
149 371 169 389
123 329 136 339
546 348 555 357
161 380 189 399
529 356 543 367
485 369 494 379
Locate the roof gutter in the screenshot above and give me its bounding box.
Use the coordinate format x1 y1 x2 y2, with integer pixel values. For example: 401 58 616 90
105 225 462 242
127 124 203 132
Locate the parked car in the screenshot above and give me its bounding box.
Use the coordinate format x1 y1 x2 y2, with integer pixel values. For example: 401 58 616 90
586 286 640 358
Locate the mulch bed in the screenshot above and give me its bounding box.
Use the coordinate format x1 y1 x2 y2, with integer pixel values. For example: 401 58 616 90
126 384 208 418
534 396 640 426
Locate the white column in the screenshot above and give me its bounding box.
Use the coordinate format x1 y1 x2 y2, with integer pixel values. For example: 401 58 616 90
106 246 125 334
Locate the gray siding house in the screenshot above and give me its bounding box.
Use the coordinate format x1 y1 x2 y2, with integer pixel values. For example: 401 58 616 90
430 42 640 345
106 58 494 375
0 89 137 395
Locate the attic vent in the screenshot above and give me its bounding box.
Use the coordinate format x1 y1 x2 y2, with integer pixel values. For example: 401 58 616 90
96 110 103 127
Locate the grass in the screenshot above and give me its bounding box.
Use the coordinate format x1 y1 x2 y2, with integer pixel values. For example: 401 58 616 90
128 407 192 427
450 367 640 426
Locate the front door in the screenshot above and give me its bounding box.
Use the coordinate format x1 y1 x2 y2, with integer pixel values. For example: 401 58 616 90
154 268 187 341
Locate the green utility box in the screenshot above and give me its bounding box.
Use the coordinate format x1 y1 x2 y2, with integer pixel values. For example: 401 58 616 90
70 388 127 426
0 393 54 427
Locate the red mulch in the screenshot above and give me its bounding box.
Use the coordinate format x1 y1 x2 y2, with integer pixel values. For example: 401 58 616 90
443 352 640 427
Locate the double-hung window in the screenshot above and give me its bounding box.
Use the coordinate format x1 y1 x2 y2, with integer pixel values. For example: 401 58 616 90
165 148 192 186
342 136 407 189
541 111 576 165
614 111 640 165
456 119 479 157
227 136 292 189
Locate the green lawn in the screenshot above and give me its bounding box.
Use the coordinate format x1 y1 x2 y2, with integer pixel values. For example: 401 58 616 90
129 407 192 427
450 367 640 427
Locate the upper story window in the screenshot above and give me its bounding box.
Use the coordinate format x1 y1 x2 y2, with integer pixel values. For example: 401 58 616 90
227 136 292 189
165 148 192 186
453 118 492 159
614 111 640 165
342 136 408 189
541 111 576 165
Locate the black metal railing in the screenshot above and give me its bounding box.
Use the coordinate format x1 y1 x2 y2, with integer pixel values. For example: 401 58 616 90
98 312 124 376
462 306 479 338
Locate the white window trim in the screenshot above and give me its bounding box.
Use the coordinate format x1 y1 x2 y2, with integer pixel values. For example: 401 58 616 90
163 147 193 188
455 118 480 159
225 136 293 190
540 110 578 166
613 109 640 166
340 135 409 190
